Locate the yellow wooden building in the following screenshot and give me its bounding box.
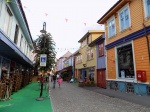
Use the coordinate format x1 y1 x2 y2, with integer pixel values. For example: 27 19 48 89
97 0 150 95
74 30 104 85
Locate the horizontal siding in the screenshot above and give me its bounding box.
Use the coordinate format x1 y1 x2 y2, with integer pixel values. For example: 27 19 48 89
105 0 150 45
107 48 116 79
97 56 106 69
134 36 150 82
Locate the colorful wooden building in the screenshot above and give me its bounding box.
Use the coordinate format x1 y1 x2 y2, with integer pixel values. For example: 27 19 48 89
89 34 106 88
56 51 72 74
97 0 150 95
75 30 104 85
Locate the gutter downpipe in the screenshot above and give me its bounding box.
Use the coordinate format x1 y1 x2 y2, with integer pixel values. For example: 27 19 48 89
143 23 150 64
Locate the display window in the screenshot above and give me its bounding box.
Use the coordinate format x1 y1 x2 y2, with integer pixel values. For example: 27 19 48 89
1 58 10 78
87 67 95 81
0 56 2 79
117 43 134 79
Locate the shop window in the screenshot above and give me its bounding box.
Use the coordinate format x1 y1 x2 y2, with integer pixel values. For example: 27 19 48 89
14 25 19 45
0 57 2 79
1 58 10 78
98 42 104 57
117 44 134 79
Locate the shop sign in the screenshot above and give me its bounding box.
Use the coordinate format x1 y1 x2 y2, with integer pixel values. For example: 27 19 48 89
40 54 47 67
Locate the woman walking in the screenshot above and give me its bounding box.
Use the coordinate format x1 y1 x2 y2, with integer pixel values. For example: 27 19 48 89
57 77 63 88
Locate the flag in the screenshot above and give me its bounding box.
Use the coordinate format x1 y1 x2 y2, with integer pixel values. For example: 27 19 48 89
65 18 68 22
45 13 48 16
6 0 10 2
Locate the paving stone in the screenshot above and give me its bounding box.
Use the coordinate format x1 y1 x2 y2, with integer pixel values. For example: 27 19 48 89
49 82 150 112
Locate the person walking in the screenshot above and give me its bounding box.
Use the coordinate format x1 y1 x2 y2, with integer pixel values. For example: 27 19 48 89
57 77 63 88
52 74 57 88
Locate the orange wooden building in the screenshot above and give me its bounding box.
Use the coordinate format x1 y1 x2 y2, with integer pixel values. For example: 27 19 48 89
97 0 150 95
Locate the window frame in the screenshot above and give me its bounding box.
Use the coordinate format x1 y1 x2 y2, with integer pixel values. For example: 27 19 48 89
118 4 131 32
98 42 104 57
143 0 150 18
116 42 135 79
87 49 94 60
4 5 13 35
14 24 19 45
20 35 23 50
107 16 116 38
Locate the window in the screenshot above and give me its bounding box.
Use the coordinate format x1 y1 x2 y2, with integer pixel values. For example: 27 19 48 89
20 35 23 50
87 49 94 60
108 17 116 38
26 45 28 55
14 25 19 45
144 0 150 17
119 5 130 31
98 42 104 57
24 41 27 53
117 44 134 79
4 6 12 35
76 55 82 64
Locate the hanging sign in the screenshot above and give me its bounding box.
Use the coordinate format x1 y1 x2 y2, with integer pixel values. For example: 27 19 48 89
40 54 47 67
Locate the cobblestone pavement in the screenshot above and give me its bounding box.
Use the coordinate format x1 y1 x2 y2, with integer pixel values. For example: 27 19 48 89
49 82 150 112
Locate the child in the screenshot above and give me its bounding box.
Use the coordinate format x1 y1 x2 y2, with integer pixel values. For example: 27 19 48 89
57 77 63 88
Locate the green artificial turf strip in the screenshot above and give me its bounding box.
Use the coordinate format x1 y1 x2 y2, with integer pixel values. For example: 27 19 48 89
0 82 53 112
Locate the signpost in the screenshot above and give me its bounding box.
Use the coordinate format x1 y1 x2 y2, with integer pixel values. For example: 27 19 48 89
40 54 47 67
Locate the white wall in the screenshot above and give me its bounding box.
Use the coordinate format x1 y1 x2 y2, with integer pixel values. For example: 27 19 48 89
0 1 32 61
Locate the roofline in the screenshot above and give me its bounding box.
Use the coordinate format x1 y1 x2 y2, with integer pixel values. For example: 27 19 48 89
88 34 105 47
97 0 121 24
17 0 34 47
97 0 131 24
78 30 104 43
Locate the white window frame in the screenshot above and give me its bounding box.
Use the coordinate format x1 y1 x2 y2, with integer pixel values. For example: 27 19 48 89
4 6 13 36
118 4 131 32
143 0 150 18
107 16 116 38
115 41 135 80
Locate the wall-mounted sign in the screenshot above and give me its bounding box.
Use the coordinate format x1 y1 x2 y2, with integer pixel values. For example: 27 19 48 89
40 54 47 67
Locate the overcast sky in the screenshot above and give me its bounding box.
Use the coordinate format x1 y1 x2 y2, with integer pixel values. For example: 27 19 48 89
21 0 118 58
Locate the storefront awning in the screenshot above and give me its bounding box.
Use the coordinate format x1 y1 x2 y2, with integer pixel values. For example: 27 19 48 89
0 30 33 67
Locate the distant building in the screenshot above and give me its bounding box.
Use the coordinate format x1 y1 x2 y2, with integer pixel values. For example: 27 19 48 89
75 30 104 84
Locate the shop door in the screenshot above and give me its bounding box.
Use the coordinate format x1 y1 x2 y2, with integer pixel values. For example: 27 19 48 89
97 70 106 88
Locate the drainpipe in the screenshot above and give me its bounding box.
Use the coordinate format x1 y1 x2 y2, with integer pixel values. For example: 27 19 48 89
143 23 150 63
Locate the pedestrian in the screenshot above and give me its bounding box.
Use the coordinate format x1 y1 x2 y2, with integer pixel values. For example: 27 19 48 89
52 74 57 88
56 73 59 79
57 77 63 88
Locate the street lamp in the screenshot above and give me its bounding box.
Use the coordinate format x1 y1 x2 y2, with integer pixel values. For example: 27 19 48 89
36 22 47 101
40 22 47 34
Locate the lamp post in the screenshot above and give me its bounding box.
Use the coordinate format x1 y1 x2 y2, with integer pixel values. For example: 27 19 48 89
36 22 47 101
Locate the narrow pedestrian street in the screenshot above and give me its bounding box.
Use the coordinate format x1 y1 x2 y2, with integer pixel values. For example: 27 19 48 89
50 81 150 112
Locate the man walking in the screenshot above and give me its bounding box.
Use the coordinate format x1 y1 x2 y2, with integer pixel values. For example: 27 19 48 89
53 74 57 88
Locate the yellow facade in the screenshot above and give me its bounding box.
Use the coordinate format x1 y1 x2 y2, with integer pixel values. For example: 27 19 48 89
75 30 104 82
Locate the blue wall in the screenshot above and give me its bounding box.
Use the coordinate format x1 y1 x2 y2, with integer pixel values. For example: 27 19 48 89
96 43 106 69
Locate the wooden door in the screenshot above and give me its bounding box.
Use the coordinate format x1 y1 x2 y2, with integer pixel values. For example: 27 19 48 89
97 69 106 88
